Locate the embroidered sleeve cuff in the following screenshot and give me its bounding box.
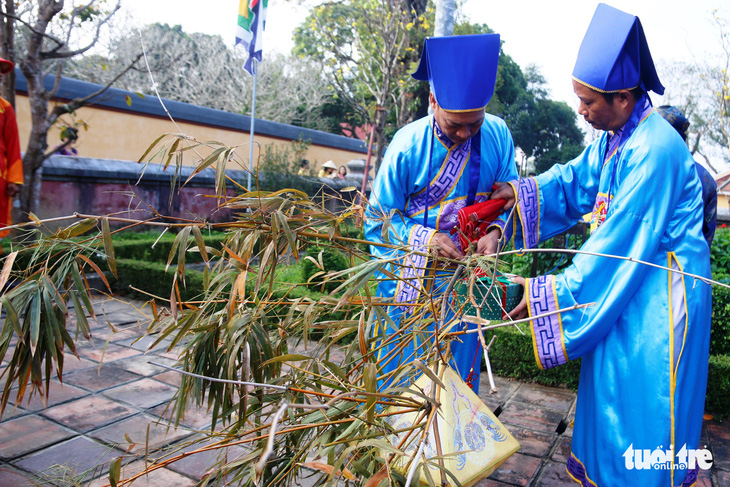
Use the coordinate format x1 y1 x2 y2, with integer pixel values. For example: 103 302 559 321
395 225 436 309
526 275 569 370
510 178 541 249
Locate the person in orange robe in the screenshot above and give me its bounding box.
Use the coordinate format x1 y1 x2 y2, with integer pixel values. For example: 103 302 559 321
0 57 23 243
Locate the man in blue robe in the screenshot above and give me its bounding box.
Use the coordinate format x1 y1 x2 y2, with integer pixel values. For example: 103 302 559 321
657 105 718 248
491 4 712 486
364 34 518 392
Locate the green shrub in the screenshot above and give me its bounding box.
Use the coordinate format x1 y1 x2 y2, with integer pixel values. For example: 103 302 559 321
301 245 350 293
485 325 581 390
711 286 730 356
504 231 586 277
111 233 227 264
486 325 728 419
711 227 730 281
706 354 730 419
113 258 207 303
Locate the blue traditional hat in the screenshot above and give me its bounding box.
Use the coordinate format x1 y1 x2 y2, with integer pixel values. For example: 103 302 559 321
412 34 500 112
572 3 664 95
657 105 690 140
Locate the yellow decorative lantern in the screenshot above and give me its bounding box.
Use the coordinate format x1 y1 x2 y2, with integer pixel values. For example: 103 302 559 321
384 366 519 486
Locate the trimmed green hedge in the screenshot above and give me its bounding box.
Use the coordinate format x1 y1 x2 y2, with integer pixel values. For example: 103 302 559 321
486 325 581 390
711 286 730 356
111 233 227 264
114 258 207 302
706 354 730 419
485 325 729 419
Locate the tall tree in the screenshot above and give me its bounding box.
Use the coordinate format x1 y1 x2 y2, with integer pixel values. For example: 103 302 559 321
66 23 340 133
505 66 585 174
0 0 142 218
658 11 730 173
293 0 428 171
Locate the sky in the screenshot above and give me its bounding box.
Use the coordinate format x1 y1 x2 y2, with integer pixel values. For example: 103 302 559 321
121 0 728 110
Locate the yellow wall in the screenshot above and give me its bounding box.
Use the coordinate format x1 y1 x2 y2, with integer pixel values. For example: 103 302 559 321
14 94 364 172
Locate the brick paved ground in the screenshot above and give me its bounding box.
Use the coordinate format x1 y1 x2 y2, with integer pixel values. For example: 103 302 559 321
0 295 726 486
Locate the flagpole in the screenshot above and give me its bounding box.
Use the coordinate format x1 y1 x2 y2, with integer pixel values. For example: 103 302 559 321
247 60 257 192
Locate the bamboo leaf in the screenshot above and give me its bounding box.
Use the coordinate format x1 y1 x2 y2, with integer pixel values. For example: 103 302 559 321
363 469 388 487
274 211 298 260
41 275 67 315
0 251 17 291
166 229 184 271
364 362 376 423
109 457 121 487
191 226 209 263
53 218 97 240
76 255 111 292
70 292 91 340
29 289 42 352
163 136 181 170
298 462 355 480
412 360 446 390
0 297 21 338
176 226 192 281
184 146 227 185
71 262 94 316
263 353 313 365
170 274 178 320
137 133 174 163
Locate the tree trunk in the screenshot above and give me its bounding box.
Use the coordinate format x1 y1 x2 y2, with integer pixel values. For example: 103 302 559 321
0 0 15 106
21 69 52 217
434 0 456 37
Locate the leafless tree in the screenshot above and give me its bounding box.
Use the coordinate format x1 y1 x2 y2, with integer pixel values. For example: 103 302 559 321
65 23 334 131
0 0 143 217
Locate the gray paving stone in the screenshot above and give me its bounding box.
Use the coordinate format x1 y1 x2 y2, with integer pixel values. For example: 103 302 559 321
88 414 194 454
102 378 178 409
40 395 137 432
0 415 75 459
13 436 118 479
64 365 141 392
112 355 176 377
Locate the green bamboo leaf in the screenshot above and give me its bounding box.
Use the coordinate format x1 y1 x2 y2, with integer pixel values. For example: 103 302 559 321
364 362 376 423
191 226 209 263
163 136 181 170
184 147 226 185
332 259 384 309
137 133 173 163
70 292 91 340
109 457 121 487
101 217 117 278
41 275 67 315
256 241 276 296
274 211 298 260
1 297 21 338
53 218 97 240
29 289 42 352
70 262 94 317
263 354 314 365
166 229 184 271
177 226 192 280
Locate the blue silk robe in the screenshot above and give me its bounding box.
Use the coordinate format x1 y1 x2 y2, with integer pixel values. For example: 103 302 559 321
509 96 712 486
364 114 517 392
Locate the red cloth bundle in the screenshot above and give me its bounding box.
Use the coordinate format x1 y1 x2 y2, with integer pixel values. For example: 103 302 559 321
453 197 507 252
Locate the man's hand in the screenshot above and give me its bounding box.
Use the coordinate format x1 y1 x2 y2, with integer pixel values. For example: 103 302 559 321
504 275 528 320
6 183 20 198
490 182 517 210
476 227 502 255
429 232 464 260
